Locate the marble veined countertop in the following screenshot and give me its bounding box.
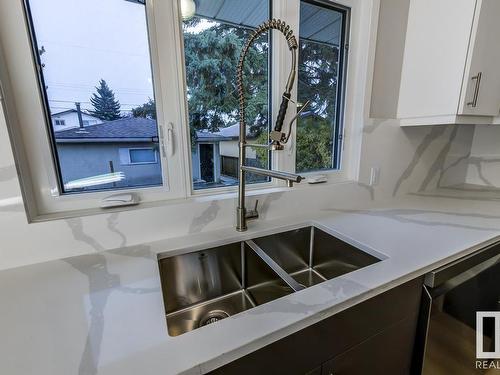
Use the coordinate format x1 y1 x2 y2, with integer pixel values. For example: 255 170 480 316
2 191 500 375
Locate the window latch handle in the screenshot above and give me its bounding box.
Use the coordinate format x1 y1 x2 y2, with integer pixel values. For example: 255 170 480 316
159 123 174 157
167 122 175 157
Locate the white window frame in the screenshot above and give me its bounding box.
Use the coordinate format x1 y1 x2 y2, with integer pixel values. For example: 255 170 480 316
273 0 366 188
0 0 190 220
54 119 65 126
185 0 365 196
0 0 371 221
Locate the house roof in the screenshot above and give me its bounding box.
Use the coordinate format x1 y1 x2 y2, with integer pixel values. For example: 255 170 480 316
195 123 253 142
196 123 238 140
52 109 78 116
54 117 158 143
51 109 98 118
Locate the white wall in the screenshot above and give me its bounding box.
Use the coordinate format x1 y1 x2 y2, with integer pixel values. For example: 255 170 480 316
463 125 500 187
220 140 256 159
0 0 476 271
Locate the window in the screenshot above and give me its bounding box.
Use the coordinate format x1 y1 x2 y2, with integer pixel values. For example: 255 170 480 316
295 1 348 173
129 148 157 164
0 0 359 219
182 0 272 190
24 0 163 193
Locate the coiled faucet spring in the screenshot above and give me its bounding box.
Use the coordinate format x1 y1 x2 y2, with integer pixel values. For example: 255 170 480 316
237 18 298 149
235 19 304 232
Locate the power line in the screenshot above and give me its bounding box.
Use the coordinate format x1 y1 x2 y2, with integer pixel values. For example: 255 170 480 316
48 99 147 107
46 82 153 95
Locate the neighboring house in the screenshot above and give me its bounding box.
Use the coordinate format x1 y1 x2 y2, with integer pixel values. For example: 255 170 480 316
192 123 260 188
51 109 102 131
54 117 162 191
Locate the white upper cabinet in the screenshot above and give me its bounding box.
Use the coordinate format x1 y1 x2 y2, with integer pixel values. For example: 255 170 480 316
397 0 500 126
458 0 500 116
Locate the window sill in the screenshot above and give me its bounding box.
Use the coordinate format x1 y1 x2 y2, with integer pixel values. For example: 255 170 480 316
29 175 354 223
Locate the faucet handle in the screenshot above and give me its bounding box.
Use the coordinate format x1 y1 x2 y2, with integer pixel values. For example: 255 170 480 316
245 199 259 220
282 100 311 144
253 199 259 212
269 100 311 149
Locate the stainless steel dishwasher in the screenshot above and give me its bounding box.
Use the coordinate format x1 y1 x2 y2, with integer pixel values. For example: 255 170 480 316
413 242 500 374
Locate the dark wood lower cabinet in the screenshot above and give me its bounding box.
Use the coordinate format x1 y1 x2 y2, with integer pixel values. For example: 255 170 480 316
210 278 423 375
305 366 322 375
321 316 417 375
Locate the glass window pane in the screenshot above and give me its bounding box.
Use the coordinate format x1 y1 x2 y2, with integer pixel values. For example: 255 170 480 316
25 0 163 193
130 149 156 164
182 0 271 190
296 1 346 173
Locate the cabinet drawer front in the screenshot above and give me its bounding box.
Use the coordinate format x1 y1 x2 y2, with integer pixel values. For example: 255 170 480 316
210 278 422 375
321 316 417 375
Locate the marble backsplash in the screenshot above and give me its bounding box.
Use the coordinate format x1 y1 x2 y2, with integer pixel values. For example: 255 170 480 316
0 94 478 270
461 124 500 188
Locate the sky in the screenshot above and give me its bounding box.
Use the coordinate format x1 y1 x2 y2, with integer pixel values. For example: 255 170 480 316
29 0 155 114
27 0 339 117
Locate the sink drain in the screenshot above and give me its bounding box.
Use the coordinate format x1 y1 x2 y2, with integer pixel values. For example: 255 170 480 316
199 310 230 327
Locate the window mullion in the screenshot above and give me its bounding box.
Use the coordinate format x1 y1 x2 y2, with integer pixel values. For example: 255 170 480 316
271 0 301 176
148 0 190 199
179 0 273 192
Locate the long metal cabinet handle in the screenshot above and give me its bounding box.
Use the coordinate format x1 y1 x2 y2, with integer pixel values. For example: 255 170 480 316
467 72 482 107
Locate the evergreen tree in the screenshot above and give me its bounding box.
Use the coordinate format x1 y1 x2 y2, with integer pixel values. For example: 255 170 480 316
183 19 269 143
90 79 121 121
134 18 340 172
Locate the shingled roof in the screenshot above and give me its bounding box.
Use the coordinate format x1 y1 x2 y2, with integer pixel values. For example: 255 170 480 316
55 117 159 142
195 123 256 141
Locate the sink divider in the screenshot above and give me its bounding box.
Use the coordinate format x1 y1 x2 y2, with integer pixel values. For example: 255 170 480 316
240 242 258 307
309 226 315 268
245 239 306 292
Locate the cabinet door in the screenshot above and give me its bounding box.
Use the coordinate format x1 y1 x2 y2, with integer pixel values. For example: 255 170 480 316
210 279 423 375
459 0 500 116
397 0 476 119
321 316 417 375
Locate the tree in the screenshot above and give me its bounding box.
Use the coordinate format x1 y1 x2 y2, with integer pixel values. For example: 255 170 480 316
132 98 156 119
297 40 339 120
182 18 342 171
183 19 269 144
295 39 340 171
295 116 333 172
143 18 340 172
89 79 121 121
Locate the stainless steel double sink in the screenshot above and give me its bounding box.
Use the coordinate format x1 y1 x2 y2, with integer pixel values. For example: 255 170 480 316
158 225 381 336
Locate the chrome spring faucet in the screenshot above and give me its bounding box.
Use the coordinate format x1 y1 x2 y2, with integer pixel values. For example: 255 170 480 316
236 19 307 232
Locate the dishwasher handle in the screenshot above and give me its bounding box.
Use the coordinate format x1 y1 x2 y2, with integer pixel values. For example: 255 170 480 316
425 240 500 288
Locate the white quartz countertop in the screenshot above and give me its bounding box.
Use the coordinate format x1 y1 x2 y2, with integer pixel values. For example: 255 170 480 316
2 191 500 375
